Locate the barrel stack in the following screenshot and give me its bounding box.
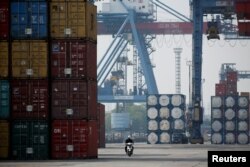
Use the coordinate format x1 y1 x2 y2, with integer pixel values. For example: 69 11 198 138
212 71 249 144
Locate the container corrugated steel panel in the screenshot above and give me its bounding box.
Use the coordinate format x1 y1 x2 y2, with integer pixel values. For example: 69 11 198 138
50 1 97 40
11 1 48 39
51 120 88 159
0 41 9 77
88 120 98 158
52 80 97 119
215 83 226 96
0 120 9 158
236 2 250 20
0 80 10 119
226 71 238 83
97 103 105 148
12 120 49 160
0 1 9 40
226 83 238 95
12 41 48 78
51 40 96 79
11 80 48 119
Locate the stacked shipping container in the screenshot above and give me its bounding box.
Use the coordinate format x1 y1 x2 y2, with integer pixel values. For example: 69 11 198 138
147 94 186 144
0 0 99 160
10 0 49 160
97 103 106 148
50 0 98 159
0 0 10 159
235 0 250 36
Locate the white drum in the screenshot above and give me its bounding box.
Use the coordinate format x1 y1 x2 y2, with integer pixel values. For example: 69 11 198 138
211 96 222 108
159 120 170 131
212 120 222 132
159 107 170 119
171 95 184 106
148 132 158 144
171 107 183 119
147 95 157 106
148 120 158 131
159 95 170 106
225 109 235 120
147 107 158 119
160 132 171 143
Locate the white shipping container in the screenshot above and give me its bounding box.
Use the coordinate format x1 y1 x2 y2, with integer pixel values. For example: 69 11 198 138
238 121 248 131
173 119 185 130
225 96 235 108
212 109 222 119
159 95 170 106
212 120 222 132
237 133 249 144
147 107 158 119
225 121 235 131
225 133 235 144
159 120 170 131
171 107 183 119
225 109 235 120
148 132 158 144
211 96 222 108
211 133 223 144
147 95 157 106
238 96 249 108
237 109 248 120
160 132 171 143
159 107 170 119
171 95 184 106
148 120 158 131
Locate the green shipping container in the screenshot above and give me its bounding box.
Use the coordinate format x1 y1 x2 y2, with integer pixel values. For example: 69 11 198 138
0 120 9 158
12 120 49 160
0 80 9 119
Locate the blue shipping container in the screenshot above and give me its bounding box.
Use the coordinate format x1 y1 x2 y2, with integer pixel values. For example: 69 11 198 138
11 1 47 39
0 80 9 119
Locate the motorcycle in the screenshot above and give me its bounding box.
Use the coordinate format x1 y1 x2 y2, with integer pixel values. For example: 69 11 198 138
125 142 133 157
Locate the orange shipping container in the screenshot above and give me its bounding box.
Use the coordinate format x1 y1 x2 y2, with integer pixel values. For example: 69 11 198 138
12 41 48 78
50 1 97 40
0 41 9 77
0 120 9 158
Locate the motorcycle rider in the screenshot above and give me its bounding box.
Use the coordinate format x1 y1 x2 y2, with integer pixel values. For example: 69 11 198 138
125 135 134 153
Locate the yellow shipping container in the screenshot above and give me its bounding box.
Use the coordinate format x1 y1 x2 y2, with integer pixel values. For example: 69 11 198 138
0 41 9 77
0 147 8 158
50 1 97 40
12 41 48 78
0 121 9 158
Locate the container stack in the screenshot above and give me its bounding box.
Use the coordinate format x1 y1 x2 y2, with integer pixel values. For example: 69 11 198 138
49 0 98 159
97 103 106 148
211 96 224 144
212 69 249 144
0 0 10 159
10 0 49 160
147 94 186 144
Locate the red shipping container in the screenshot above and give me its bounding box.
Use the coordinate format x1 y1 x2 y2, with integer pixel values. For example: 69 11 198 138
97 103 105 148
11 80 48 119
88 120 98 158
51 40 97 79
51 120 88 159
226 83 238 96
226 71 238 83
238 22 250 36
51 80 97 119
236 2 250 20
215 83 227 96
0 1 9 39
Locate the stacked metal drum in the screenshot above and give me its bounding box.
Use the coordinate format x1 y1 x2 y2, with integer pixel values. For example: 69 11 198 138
0 0 99 160
212 70 249 144
147 94 186 144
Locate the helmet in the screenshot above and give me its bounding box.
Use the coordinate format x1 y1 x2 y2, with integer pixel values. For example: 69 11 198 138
128 135 131 139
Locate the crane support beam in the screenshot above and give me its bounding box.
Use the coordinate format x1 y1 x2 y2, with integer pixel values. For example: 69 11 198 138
98 95 146 103
129 10 158 94
190 0 203 144
97 22 207 35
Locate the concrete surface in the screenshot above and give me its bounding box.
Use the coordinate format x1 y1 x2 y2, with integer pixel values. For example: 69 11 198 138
1 143 249 167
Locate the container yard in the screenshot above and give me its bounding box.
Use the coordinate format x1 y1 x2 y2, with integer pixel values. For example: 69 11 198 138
0 0 250 167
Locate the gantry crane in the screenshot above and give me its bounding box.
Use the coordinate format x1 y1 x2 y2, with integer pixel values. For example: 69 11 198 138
96 0 249 143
